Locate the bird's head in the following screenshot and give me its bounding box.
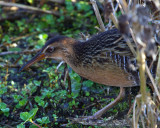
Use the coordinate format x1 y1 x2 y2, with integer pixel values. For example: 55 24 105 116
19 35 76 72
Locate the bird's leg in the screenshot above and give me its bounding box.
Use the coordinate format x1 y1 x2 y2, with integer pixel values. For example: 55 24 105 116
55 61 64 72
88 87 125 119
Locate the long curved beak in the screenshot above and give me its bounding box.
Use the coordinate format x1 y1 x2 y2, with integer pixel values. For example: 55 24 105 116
19 52 46 72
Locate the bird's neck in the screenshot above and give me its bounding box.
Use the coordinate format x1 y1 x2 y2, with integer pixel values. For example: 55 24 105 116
62 40 85 67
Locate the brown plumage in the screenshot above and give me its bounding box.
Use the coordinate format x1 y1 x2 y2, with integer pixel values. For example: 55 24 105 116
20 28 140 119
20 29 139 87
64 29 139 87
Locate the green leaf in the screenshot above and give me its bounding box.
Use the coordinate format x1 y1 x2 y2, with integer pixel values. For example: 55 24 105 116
19 99 27 106
85 92 90 96
0 102 7 109
27 0 33 4
13 94 22 103
29 124 39 128
38 33 48 40
66 1 74 12
36 118 43 124
91 97 94 101
9 47 21 52
83 80 94 87
35 96 46 107
67 94 72 98
0 87 7 95
38 101 45 107
111 98 115 102
2 35 11 43
42 117 50 124
44 15 54 25
17 123 25 128
72 100 76 105
36 116 50 124
20 108 38 124
76 1 91 11
1 108 9 113
1 107 10 117
52 114 58 119
35 96 41 103
29 108 39 119
20 112 31 121
33 80 41 86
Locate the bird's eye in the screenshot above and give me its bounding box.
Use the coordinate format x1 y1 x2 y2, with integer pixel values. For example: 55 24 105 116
47 47 54 53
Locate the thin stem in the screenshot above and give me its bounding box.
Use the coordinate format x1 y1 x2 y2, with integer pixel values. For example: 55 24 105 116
116 0 124 14
145 64 160 101
90 0 105 32
119 0 128 13
0 1 59 16
31 121 41 128
109 1 118 28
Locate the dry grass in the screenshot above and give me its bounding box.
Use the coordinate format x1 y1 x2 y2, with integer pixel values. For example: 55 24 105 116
93 0 160 127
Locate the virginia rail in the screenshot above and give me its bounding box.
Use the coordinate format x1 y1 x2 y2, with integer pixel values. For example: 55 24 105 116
20 29 139 119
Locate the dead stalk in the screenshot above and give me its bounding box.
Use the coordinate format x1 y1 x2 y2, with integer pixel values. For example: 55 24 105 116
133 94 142 128
156 47 160 88
145 64 160 101
0 1 59 16
119 0 128 13
133 96 136 128
90 0 105 32
138 50 147 103
116 0 124 14
109 1 118 28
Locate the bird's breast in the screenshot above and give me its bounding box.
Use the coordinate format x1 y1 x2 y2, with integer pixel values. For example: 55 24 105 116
70 64 137 87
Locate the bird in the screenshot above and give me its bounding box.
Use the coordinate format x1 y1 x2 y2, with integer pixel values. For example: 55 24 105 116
19 28 140 119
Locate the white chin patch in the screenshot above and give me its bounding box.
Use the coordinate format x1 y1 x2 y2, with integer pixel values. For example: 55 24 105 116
53 57 63 60
46 56 63 61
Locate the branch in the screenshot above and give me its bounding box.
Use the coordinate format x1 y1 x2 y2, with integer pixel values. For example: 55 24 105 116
0 64 41 69
104 0 118 28
48 0 65 4
0 1 60 16
0 49 40 56
90 0 105 32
